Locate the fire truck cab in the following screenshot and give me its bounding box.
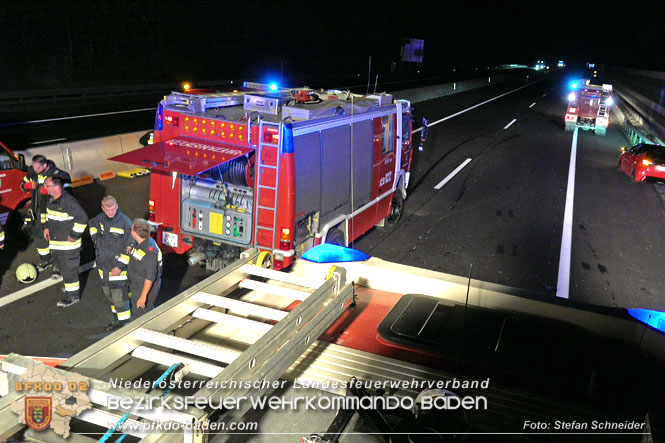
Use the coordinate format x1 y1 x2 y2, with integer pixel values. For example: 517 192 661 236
0 140 29 229
565 80 613 136
111 83 413 271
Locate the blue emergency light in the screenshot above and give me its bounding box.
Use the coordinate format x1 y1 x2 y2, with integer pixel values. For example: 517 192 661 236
302 244 370 263
570 81 579 90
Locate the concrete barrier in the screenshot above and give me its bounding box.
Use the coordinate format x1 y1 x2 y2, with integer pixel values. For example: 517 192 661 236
613 98 661 146
608 66 665 145
394 70 533 103
16 130 147 181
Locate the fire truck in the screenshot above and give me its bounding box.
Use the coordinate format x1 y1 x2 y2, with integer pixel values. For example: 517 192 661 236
111 83 413 271
0 140 29 230
564 80 613 136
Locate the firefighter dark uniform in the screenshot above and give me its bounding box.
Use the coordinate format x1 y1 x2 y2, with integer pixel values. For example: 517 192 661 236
89 210 132 325
22 161 72 268
44 191 87 303
128 237 162 318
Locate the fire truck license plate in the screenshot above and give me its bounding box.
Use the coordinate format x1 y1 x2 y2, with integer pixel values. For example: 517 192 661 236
162 232 179 248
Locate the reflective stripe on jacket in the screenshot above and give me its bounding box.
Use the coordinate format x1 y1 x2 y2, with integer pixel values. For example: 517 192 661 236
45 192 88 248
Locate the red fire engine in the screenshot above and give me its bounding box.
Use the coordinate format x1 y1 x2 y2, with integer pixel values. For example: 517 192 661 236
564 80 613 136
111 82 413 270
0 140 29 229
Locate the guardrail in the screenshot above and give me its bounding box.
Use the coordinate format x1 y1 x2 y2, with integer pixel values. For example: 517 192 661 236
0 80 233 111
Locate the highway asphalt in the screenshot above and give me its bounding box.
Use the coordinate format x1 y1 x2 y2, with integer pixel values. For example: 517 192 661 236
356 73 665 311
2 73 664 360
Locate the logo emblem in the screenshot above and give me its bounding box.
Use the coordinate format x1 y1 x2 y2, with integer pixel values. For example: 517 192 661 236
25 397 52 431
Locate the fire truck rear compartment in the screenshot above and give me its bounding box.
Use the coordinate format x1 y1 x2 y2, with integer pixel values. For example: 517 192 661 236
180 159 255 269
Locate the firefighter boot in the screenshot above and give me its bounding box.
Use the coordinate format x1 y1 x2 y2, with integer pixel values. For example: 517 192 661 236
105 319 120 331
57 297 80 308
105 319 129 332
36 259 53 273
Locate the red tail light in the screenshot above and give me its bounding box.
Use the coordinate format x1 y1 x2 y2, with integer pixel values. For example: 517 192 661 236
149 199 156 221
280 228 292 250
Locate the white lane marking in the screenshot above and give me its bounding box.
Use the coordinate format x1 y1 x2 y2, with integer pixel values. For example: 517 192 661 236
556 127 579 299
0 108 156 127
412 79 544 133
503 118 517 129
542 93 547 97
434 158 472 190
29 138 67 145
0 261 95 309
529 102 536 108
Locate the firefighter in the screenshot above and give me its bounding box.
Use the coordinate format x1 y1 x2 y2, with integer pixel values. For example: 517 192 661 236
21 155 72 275
128 218 162 318
43 176 87 307
89 195 133 331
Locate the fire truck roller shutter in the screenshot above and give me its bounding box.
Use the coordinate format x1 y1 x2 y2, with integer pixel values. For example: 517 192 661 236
350 120 373 208
294 132 322 217
321 125 351 216
294 122 373 222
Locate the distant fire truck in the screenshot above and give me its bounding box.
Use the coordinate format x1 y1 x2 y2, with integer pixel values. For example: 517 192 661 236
111 83 413 270
564 80 613 136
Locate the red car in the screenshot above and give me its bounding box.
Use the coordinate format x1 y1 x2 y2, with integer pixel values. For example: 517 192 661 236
618 143 665 182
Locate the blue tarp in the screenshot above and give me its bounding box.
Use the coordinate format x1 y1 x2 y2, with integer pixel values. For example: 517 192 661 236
301 244 371 263
627 308 665 333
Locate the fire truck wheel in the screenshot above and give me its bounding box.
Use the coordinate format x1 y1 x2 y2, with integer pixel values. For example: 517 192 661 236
325 228 346 247
257 251 273 269
379 193 404 232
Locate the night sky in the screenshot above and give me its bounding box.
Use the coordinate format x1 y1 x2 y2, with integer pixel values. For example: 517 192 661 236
1 0 663 91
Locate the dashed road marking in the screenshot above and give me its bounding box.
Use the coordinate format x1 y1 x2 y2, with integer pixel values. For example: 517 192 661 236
434 158 472 190
412 79 545 133
504 118 517 129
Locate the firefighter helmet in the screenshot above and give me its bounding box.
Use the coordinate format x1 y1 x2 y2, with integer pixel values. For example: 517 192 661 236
16 263 38 284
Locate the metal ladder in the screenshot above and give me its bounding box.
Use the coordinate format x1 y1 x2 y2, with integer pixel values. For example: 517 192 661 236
0 250 352 442
253 120 282 251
